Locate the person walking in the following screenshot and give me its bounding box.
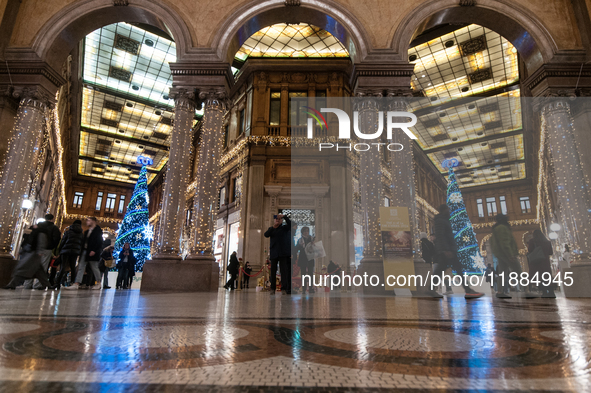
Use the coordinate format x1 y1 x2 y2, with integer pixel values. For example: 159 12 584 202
420 232 435 265
126 255 136 289
558 244 571 290
99 245 114 289
296 226 316 294
116 243 136 289
490 214 522 299
327 260 342 289
428 204 484 299
55 220 84 289
527 229 555 298
484 263 494 290
4 224 55 290
224 251 239 290
264 214 294 295
23 214 61 289
64 217 103 290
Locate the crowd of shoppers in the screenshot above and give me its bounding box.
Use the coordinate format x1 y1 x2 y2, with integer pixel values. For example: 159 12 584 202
4 215 137 291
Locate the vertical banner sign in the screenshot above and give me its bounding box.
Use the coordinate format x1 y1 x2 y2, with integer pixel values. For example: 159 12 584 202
379 207 416 290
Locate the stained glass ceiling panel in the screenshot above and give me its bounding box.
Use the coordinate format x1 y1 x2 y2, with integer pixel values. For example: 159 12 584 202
408 24 524 187
410 90 522 151
409 24 519 104
81 22 194 184
81 87 174 147
83 22 176 107
235 23 349 61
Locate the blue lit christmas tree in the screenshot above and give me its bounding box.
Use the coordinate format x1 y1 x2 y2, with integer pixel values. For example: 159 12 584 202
446 167 485 273
114 158 154 271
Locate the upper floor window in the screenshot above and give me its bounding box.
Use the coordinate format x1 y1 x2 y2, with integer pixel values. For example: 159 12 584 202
95 192 103 211
223 125 229 149
384 197 390 207
105 193 117 213
219 187 226 208
288 92 308 126
316 90 327 109
486 197 497 216
118 195 126 214
499 195 508 215
73 192 84 208
238 109 245 135
269 92 281 126
520 196 531 214
476 198 484 218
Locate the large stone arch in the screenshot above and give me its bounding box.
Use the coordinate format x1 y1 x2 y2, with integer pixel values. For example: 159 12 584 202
392 0 559 75
211 0 372 64
28 0 194 71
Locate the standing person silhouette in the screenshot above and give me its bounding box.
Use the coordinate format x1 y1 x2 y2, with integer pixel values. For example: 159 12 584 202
264 214 294 295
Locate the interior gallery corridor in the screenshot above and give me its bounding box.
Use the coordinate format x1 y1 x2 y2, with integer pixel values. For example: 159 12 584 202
2 0 591 391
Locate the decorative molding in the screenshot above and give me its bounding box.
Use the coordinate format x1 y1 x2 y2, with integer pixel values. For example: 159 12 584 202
170 69 229 76
525 64 591 92
113 0 129 6
355 69 414 77
284 0 301 6
459 0 476 6
0 62 66 88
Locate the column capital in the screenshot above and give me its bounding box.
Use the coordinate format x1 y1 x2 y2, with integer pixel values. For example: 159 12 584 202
353 91 383 112
13 86 54 111
533 91 576 113
169 87 197 111
199 88 230 111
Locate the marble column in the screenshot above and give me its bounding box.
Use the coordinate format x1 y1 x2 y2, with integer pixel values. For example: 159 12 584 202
189 89 227 259
153 88 196 259
355 93 385 293
356 93 383 259
0 88 50 256
541 99 591 259
387 93 420 259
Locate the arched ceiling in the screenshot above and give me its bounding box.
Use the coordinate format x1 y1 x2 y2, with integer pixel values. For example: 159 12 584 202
408 24 525 188
79 23 199 185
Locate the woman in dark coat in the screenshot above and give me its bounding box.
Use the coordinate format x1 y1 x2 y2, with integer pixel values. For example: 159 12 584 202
224 251 239 290
528 229 555 297
296 227 316 293
116 243 137 289
55 220 84 288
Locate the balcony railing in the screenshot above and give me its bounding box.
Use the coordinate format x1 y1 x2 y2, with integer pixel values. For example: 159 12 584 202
266 125 327 137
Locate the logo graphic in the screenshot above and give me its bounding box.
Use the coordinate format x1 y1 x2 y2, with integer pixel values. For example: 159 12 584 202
303 106 328 130
305 108 418 140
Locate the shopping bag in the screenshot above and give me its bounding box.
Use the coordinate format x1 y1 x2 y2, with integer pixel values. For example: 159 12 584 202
305 240 326 260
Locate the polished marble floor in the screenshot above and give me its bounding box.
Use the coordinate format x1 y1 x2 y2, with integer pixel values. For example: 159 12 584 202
0 287 590 392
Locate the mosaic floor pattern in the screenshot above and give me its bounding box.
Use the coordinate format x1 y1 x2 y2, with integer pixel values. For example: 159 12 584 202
0 288 590 392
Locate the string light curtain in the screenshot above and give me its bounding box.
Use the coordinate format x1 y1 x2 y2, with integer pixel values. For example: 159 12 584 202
541 100 591 259
388 96 421 258
0 92 49 254
355 95 384 259
190 90 227 257
154 89 195 257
